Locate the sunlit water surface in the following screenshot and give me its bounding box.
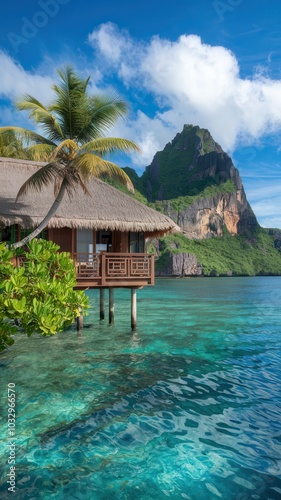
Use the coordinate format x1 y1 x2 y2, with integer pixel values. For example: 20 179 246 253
0 277 281 499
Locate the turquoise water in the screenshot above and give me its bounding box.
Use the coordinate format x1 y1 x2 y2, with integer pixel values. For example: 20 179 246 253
0 277 281 499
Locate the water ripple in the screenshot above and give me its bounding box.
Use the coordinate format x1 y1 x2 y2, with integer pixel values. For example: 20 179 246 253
0 277 281 499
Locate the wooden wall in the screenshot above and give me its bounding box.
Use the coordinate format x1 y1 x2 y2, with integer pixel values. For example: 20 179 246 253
48 228 74 253
47 228 146 254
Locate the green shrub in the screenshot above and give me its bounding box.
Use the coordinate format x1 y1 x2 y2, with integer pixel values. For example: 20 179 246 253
0 239 89 351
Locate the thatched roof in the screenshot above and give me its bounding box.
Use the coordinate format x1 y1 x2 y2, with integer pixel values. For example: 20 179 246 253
0 157 180 235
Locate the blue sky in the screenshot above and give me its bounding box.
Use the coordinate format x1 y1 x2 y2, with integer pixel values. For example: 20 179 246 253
1 0 281 228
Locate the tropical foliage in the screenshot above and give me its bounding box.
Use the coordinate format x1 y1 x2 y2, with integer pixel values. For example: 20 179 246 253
0 129 52 161
0 130 28 159
0 66 139 248
0 239 89 351
154 228 281 276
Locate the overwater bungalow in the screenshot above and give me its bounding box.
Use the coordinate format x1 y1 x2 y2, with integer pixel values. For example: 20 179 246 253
0 158 179 327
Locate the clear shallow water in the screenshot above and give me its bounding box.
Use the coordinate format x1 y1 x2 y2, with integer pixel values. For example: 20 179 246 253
0 277 281 499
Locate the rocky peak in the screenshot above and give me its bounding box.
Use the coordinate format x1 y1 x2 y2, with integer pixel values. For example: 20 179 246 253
170 124 223 157
138 124 259 238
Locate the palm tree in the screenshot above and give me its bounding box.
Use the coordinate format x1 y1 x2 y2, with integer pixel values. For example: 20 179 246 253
0 130 26 158
0 66 139 249
0 129 52 161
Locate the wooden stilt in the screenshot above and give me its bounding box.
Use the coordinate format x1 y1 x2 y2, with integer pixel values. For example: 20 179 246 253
100 288 105 320
131 288 137 331
77 307 83 332
109 288 114 325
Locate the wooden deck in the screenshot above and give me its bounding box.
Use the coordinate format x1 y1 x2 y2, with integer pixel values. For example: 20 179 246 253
73 252 155 289
14 252 155 289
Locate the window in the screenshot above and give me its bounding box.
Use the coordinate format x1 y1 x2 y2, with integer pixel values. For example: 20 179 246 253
129 232 144 253
7 225 47 244
77 229 94 261
96 231 112 252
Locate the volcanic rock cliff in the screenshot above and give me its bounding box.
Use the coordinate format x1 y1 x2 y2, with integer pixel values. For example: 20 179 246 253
123 125 281 276
138 124 258 239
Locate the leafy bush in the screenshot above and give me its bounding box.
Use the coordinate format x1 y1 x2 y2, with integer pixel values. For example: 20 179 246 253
0 239 89 351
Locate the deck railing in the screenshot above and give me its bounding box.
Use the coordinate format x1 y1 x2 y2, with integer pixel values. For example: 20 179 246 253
72 252 155 287
13 252 155 288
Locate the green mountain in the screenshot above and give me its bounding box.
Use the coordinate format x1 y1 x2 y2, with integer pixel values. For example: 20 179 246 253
124 125 281 276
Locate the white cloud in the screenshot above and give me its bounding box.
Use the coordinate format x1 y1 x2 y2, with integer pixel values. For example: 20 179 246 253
0 52 106 130
0 51 53 103
108 110 179 168
88 24 281 228
88 22 135 69
88 24 281 162
0 51 55 129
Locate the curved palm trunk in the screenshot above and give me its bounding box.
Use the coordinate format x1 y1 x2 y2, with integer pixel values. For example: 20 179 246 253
12 179 68 249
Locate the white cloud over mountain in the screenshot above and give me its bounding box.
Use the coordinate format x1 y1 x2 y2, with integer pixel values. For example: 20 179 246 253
89 23 281 166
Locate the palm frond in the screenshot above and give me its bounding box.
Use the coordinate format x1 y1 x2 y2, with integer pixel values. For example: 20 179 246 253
15 96 64 143
76 174 90 195
76 94 129 143
71 153 135 193
16 162 64 200
55 66 89 94
91 93 129 122
51 139 79 161
79 137 140 156
62 171 90 198
0 129 30 159
26 144 55 161
0 126 55 147
50 67 91 141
